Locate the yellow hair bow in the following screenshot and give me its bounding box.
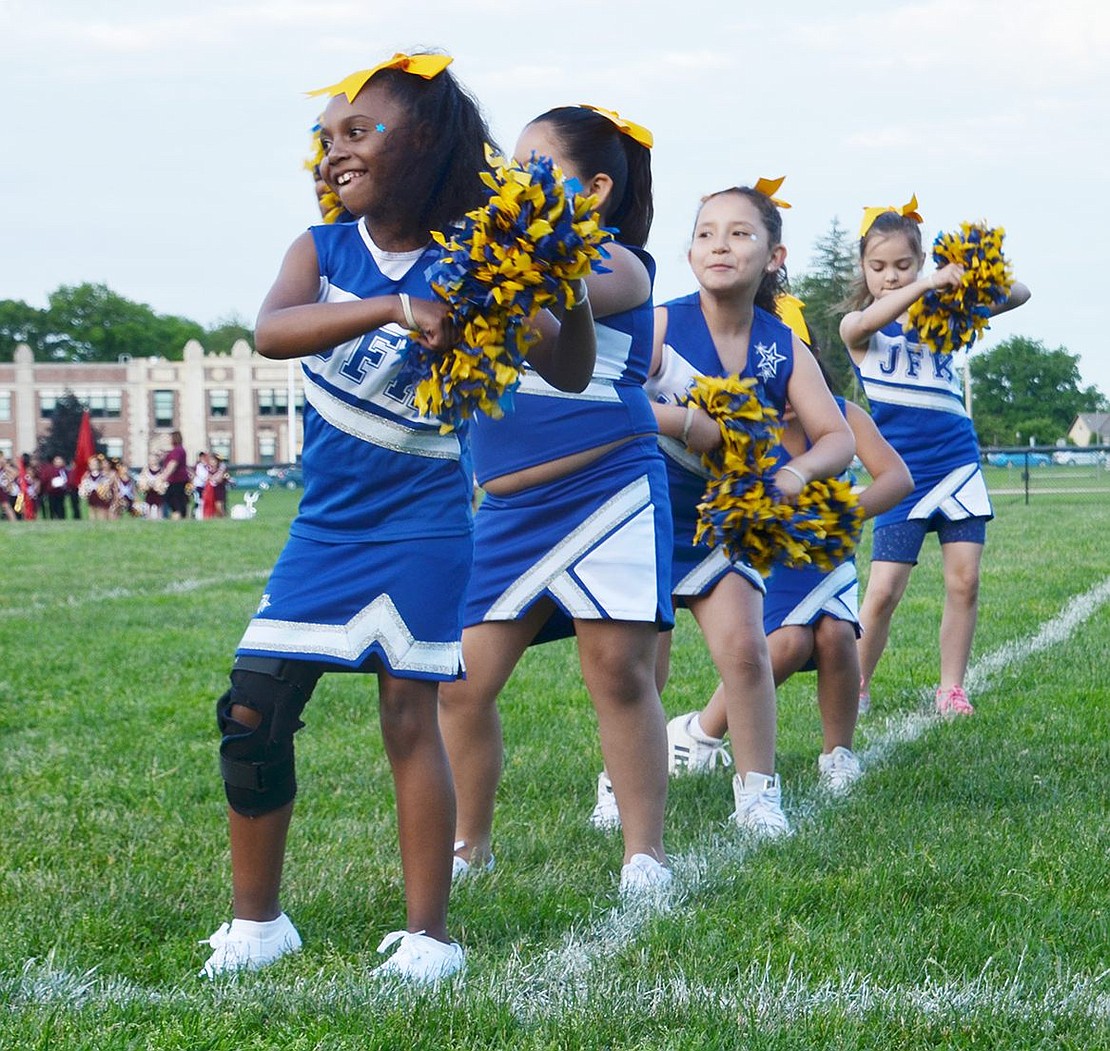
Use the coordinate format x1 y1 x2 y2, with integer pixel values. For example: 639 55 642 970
307 52 453 103
775 293 810 345
579 104 654 149
859 193 922 237
753 176 791 209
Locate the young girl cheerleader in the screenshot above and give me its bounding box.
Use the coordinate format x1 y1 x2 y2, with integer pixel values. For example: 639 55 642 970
137 454 166 520
661 323 913 795
79 454 116 520
840 201 1030 716
200 53 595 984
634 185 854 836
437 105 675 894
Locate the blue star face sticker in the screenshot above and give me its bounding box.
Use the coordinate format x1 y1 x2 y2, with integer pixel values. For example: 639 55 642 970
375 123 386 133
755 340 787 380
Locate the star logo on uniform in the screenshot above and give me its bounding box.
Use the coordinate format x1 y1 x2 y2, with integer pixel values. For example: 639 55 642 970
257 593 272 614
755 341 786 379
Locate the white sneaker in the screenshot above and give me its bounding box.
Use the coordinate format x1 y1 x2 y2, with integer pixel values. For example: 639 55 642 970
451 840 494 883
817 746 863 796
730 772 792 838
619 853 673 898
372 930 465 984
199 912 301 978
667 712 733 775
588 771 621 831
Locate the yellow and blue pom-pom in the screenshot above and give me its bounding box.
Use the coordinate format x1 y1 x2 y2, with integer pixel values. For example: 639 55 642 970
776 477 865 573
404 150 613 432
907 222 1013 355
688 376 864 575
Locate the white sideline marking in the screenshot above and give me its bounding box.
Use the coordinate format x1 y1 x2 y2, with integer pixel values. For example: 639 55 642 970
491 573 1110 1018
0 571 269 619
5 577 1110 1020
5 954 1107 1022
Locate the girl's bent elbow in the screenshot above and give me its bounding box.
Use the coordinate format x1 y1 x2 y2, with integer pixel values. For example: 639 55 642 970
557 365 593 393
253 322 286 359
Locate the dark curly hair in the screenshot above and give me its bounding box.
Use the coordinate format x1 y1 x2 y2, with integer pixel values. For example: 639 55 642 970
367 62 496 237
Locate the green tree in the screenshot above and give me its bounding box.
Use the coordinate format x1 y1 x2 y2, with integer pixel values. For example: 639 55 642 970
44 283 204 362
204 313 254 354
790 217 860 399
0 299 53 361
35 391 103 462
968 336 1108 446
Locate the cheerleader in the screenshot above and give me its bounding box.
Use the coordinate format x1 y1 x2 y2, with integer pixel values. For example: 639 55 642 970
79 454 116 521
840 198 1029 715
638 184 854 836
438 105 674 894
138 455 166 520
662 318 912 795
201 52 593 983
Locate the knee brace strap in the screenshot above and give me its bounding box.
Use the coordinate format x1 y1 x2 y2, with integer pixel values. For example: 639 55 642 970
217 659 321 816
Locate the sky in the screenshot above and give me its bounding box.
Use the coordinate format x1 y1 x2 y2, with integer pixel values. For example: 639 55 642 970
3 0 1108 397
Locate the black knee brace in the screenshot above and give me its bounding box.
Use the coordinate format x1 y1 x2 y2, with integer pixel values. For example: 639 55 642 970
216 656 322 816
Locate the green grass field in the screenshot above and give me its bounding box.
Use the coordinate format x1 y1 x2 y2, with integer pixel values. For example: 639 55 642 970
1 489 1107 1049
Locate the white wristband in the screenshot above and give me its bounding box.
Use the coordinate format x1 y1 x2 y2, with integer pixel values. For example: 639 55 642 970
681 404 696 446
569 281 590 311
778 463 808 488
398 292 417 330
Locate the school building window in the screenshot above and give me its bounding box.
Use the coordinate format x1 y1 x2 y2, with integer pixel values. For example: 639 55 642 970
104 438 125 460
258 388 304 416
258 433 277 464
0 392 10 421
0 439 12 458
257 389 287 416
39 390 61 419
209 435 232 459
153 390 175 428
86 390 123 419
209 390 230 418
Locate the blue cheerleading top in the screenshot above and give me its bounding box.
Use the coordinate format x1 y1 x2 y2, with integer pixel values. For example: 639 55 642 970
468 246 659 485
649 293 795 504
852 322 980 488
290 219 474 543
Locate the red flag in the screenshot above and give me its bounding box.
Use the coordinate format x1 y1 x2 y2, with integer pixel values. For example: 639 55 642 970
16 460 35 519
73 410 96 484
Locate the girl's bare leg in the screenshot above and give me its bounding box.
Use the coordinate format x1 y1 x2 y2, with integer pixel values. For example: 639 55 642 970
577 619 667 865
438 604 551 865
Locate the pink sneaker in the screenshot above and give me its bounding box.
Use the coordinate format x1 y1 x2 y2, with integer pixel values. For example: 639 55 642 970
936 685 974 716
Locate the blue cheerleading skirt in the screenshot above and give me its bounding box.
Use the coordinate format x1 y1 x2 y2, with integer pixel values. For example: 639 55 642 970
763 559 860 636
464 436 674 644
236 530 472 680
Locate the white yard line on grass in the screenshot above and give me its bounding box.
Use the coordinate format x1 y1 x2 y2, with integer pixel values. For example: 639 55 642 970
489 573 1110 1018
6 576 1110 1023
6 951 1108 1024
0 571 269 619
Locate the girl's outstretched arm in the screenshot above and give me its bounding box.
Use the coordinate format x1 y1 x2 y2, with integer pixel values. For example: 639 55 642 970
776 342 855 500
255 233 456 360
844 401 913 519
839 263 964 353
991 280 1031 317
